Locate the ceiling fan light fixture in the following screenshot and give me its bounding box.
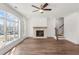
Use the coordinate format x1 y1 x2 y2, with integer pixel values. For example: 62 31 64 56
39 9 44 13
32 3 51 13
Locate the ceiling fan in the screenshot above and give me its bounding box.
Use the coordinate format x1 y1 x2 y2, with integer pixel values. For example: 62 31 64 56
32 3 52 13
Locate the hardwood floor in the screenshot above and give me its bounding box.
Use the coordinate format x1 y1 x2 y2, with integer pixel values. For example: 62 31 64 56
8 38 79 55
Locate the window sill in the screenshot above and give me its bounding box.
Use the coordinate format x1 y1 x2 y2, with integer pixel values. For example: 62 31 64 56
0 37 24 55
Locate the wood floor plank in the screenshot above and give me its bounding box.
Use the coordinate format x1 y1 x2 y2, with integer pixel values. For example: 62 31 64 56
8 38 79 55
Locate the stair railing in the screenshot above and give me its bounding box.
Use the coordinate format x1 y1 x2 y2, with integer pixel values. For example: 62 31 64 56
55 24 64 40
59 24 64 29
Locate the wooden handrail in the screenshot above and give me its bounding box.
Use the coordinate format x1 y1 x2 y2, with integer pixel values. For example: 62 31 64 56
59 24 64 29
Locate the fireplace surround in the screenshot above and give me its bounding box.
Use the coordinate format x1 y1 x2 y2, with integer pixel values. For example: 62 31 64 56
33 27 47 38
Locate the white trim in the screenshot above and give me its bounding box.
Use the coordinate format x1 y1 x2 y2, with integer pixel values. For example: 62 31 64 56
33 27 47 38
65 37 79 44
0 35 26 55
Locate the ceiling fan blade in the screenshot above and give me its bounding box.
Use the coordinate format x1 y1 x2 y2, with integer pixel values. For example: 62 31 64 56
43 9 52 11
42 3 48 9
33 10 39 12
32 5 40 9
40 4 43 8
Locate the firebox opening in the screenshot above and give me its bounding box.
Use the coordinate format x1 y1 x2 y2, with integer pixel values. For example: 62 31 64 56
36 30 44 37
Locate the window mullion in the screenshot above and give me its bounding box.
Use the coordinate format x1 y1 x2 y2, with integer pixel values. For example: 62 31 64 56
4 15 7 42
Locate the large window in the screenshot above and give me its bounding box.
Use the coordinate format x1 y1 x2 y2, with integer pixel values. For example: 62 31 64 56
0 10 6 43
7 13 19 41
0 18 5 42
0 9 20 47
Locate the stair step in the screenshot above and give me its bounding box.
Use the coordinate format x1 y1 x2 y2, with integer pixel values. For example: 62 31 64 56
58 36 64 39
58 36 65 39
58 34 64 36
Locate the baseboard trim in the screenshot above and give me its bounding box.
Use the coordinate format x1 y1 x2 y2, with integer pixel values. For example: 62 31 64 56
26 37 33 39
65 37 79 45
47 37 55 39
26 37 55 39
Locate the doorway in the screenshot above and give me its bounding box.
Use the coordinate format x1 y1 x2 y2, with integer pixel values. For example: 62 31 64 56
56 17 64 36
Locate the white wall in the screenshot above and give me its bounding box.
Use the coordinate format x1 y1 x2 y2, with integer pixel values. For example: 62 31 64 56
27 16 56 38
28 16 47 37
47 17 56 37
24 18 29 37
64 12 79 44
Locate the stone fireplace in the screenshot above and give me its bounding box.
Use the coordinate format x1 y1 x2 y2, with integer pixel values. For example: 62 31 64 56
33 27 47 38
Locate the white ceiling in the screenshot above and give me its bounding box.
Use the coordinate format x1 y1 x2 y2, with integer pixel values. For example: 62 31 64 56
8 3 79 18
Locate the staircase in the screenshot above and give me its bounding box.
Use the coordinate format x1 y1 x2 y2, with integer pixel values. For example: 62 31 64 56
55 24 64 40
57 34 64 40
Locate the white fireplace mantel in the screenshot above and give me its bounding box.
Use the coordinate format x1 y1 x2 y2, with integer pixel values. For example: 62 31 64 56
33 27 47 29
